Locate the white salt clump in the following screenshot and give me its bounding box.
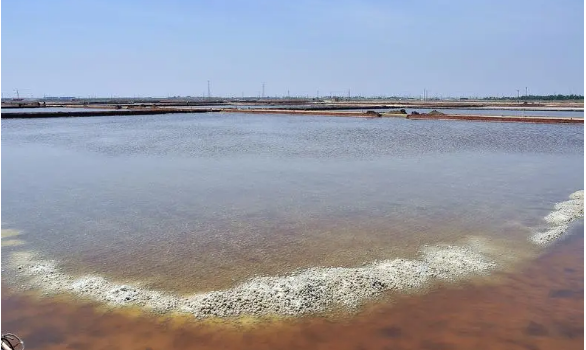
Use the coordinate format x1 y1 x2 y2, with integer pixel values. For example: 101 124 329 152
27 261 58 275
143 291 180 311
9 252 71 294
105 285 141 304
8 239 498 318
531 190 584 245
421 245 496 279
570 190 584 200
70 276 109 294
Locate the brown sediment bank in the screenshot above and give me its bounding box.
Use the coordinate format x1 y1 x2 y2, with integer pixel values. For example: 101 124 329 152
223 109 583 123
1 108 220 119
0 108 378 119
221 108 380 117
2 223 582 350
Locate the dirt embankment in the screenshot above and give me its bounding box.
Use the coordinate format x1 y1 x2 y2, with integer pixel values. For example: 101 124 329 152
1 109 219 119
222 109 380 117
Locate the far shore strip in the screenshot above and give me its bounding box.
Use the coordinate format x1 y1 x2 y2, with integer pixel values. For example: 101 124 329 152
3 108 583 123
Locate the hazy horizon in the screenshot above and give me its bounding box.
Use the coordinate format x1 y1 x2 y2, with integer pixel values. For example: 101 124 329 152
2 0 584 98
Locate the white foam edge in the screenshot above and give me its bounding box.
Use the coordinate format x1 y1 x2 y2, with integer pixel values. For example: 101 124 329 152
9 239 497 319
531 190 584 245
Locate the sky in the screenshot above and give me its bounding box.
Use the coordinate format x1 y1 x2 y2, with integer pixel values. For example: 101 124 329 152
2 0 584 98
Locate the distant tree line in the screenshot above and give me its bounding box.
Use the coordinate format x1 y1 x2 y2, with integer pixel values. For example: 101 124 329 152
482 94 583 101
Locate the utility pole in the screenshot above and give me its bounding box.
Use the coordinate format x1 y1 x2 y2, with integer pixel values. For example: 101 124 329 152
516 89 520 103
287 90 290 98
525 86 528 99
262 82 265 98
348 89 351 99
15 89 20 99
207 81 211 99
317 90 319 99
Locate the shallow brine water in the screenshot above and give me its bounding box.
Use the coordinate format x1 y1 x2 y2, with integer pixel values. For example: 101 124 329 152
1 112 583 317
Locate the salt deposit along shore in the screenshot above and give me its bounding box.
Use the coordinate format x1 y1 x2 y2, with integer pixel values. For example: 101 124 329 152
6 190 584 319
531 190 584 245
8 241 498 318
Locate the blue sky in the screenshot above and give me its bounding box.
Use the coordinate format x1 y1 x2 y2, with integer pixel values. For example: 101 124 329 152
2 0 584 98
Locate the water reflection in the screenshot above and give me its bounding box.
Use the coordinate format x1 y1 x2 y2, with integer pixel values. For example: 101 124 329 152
1 114 583 293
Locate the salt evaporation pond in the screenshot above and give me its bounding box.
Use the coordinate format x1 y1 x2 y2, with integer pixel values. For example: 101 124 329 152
1 112 583 318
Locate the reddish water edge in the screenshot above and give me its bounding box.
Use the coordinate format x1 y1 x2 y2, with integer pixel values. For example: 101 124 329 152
2 226 583 350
